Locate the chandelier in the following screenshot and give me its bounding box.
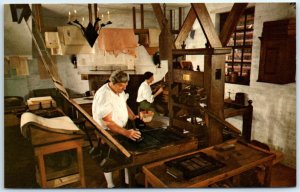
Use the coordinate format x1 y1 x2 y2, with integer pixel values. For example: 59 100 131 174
67 4 112 47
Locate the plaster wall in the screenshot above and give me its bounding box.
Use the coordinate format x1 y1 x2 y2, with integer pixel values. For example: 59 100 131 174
185 3 296 168
4 5 165 97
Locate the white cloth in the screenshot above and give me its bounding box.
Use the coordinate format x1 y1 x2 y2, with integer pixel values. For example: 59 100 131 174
92 83 129 130
136 81 154 103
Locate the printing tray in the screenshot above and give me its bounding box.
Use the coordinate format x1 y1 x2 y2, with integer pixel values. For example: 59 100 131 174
115 128 184 152
165 152 225 180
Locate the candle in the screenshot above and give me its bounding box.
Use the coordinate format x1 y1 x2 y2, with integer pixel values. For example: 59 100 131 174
97 7 99 18
107 11 110 21
82 17 84 25
101 14 104 22
74 9 77 20
68 11 71 22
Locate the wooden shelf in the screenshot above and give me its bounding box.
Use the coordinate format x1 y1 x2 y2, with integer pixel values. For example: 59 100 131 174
225 60 252 63
172 48 231 56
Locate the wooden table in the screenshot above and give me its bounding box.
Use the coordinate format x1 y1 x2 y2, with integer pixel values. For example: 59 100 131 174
30 128 86 188
143 139 275 188
224 100 253 142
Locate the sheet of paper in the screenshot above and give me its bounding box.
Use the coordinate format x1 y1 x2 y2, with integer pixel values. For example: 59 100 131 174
20 112 80 137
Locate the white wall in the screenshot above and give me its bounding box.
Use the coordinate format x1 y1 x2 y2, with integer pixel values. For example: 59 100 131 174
184 3 296 168
4 4 165 96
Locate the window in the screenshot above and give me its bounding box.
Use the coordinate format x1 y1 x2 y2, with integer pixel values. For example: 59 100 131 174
220 7 255 85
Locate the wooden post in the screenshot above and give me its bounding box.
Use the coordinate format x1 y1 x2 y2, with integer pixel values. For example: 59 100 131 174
159 19 173 127
94 3 97 22
169 10 173 30
242 100 253 142
179 7 182 30
140 4 144 29
204 54 225 145
132 7 136 29
88 4 92 23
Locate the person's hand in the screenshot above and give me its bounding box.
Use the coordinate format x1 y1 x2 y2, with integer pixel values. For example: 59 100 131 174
127 129 141 141
129 114 139 120
158 87 164 94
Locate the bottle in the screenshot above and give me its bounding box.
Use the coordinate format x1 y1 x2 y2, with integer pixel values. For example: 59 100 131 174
196 65 200 71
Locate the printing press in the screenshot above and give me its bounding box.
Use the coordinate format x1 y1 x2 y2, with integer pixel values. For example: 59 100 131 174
24 4 254 187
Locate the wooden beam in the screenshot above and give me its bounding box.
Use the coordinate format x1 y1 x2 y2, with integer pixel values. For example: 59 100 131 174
88 4 92 23
134 29 148 34
62 95 131 158
10 4 18 22
191 3 222 48
32 4 43 32
219 3 248 46
11 4 31 24
169 10 173 30
174 8 196 49
132 7 136 29
204 54 226 145
94 3 97 22
151 3 164 30
173 47 231 56
140 4 144 29
179 7 183 29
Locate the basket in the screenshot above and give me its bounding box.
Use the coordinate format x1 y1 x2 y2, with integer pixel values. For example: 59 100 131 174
139 110 154 123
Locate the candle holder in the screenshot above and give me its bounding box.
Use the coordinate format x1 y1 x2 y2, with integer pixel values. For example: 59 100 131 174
68 17 112 47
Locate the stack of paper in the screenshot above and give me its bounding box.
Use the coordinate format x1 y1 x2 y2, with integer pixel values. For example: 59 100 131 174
27 96 56 110
20 112 81 138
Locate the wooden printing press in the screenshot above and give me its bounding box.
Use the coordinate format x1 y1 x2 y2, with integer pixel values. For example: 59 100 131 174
61 65 253 187
64 91 199 187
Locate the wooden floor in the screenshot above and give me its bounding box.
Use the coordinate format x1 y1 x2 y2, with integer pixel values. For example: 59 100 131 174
4 113 296 188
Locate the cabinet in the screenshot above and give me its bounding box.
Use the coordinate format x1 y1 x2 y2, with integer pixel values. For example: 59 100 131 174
257 18 296 84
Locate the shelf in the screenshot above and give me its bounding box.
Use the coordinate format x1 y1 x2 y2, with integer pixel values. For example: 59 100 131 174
225 60 252 63
172 48 231 56
234 31 253 36
172 118 205 136
225 65 251 69
172 102 204 113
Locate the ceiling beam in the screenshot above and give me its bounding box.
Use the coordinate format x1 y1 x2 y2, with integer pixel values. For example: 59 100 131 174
191 3 222 48
174 8 196 49
219 3 248 46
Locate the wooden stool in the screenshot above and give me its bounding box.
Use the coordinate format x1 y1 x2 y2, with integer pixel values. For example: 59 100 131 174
30 128 86 188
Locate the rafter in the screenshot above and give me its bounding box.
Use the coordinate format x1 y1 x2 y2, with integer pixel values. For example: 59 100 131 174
174 8 197 49
192 3 222 48
219 3 248 46
151 3 164 30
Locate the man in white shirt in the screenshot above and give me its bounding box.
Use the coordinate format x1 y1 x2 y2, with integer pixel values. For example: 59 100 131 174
136 71 164 116
92 70 141 188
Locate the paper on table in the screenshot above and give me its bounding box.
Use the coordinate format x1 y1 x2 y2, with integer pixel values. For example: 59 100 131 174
20 112 81 138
